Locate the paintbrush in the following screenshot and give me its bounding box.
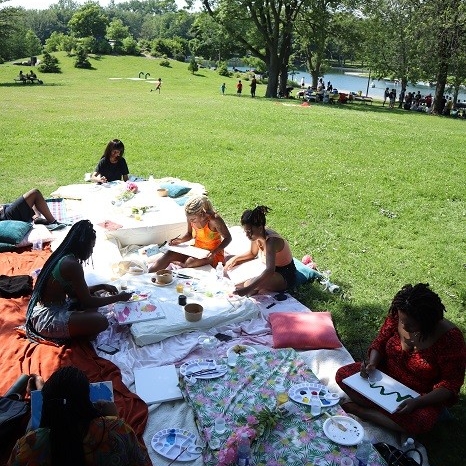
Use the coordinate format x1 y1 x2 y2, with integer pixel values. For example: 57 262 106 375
167 446 188 465
358 340 369 379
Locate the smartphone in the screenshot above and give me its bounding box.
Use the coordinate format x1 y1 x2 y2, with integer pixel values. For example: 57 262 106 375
97 343 119 355
215 333 233 342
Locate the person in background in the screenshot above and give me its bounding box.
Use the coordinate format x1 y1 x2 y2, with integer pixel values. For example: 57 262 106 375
250 76 257 98
0 189 66 230
25 220 132 344
221 82 226 95
236 80 243 96
148 195 231 272
383 87 390 106
91 139 128 183
151 77 162 93
225 205 296 297
7 366 151 466
335 283 466 436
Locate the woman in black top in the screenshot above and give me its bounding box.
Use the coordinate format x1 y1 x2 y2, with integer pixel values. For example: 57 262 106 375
91 139 129 183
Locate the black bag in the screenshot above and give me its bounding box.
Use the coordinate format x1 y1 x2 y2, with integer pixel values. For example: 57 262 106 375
0 396 30 439
374 442 423 466
0 274 33 298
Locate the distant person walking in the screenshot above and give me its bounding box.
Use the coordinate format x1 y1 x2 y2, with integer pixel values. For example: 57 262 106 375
236 80 243 96
250 77 257 98
301 77 305 88
383 87 389 106
220 83 226 95
151 78 162 93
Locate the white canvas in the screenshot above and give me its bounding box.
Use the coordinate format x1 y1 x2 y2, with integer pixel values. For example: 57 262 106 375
226 259 266 285
342 369 420 414
134 365 183 404
166 243 210 259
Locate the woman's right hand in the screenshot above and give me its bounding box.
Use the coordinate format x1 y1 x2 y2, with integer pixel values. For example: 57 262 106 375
224 256 238 270
117 291 133 302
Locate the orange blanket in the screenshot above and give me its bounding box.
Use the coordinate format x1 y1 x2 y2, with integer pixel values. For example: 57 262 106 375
0 249 148 461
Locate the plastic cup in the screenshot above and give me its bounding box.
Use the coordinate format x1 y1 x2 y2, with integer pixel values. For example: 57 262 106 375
214 417 226 434
120 279 128 290
176 282 184 293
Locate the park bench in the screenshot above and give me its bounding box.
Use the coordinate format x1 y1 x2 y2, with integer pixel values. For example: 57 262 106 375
14 77 43 84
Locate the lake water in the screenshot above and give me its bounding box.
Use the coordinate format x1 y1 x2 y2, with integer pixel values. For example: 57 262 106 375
293 70 466 101
232 66 466 101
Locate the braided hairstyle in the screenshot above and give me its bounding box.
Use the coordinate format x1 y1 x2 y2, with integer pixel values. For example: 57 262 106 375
25 220 96 342
240 205 271 229
184 195 215 217
389 283 445 340
101 139 124 160
40 366 100 465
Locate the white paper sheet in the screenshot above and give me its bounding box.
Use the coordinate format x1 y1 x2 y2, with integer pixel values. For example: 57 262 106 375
167 243 210 259
226 259 266 285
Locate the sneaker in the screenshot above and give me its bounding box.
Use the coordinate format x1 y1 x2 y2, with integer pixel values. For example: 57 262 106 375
46 221 67 231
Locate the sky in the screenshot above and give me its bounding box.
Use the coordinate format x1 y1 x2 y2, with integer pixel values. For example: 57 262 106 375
5 0 189 10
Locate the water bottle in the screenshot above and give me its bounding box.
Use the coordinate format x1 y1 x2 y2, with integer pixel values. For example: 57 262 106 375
355 436 372 466
236 433 251 466
216 262 224 280
402 437 415 452
31 230 43 250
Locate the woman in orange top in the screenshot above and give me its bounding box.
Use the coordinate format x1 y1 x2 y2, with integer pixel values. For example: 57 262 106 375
148 195 231 271
225 205 296 296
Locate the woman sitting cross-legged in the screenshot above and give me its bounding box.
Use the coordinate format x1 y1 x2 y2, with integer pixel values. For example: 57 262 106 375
335 283 466 436
148 195 231 272
7 366 151 466
224 205 296 297
25 220 132 344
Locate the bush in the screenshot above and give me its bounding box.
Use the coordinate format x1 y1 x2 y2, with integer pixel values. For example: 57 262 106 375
74 46 92 69
159 58 171 67
37 51 61 73
122 37 140 56
174 53 185 62
217 62 231 77
188 56 198 74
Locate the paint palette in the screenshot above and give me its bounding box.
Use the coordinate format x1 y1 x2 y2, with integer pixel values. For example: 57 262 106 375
322 416 364 446
288 382 340 407
151 428 202 461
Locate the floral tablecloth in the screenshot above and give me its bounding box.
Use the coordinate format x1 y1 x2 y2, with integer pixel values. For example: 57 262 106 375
180 348 385 466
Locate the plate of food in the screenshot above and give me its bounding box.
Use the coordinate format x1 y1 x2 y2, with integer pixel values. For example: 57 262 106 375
226 344 258 357
151 428 202 462
322 416 364 446
180 359 228 380
288 382 340 407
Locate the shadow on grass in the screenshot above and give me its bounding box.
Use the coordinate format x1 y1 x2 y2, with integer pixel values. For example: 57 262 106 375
0 82 62 87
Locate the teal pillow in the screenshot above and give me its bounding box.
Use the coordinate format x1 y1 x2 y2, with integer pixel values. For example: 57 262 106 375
160 183 191 198
0 220 33 245
293 258 322 286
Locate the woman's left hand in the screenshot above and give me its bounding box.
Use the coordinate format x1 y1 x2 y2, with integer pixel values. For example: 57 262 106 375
395 397 420 414
102 284 119 295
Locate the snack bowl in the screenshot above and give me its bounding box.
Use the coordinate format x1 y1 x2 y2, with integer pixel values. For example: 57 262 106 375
157 188 168 197
155 269 173 284
184 303 203 322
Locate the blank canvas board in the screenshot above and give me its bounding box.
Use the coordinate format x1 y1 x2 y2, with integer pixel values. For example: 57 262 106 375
134 365 183 404
343 369 419 414
166 243 209 259
226 259 266 285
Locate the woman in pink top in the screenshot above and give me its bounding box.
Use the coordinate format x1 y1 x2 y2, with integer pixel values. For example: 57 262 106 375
225 205 296 296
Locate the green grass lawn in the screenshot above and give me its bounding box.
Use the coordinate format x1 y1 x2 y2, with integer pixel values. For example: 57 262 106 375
1 53 465 465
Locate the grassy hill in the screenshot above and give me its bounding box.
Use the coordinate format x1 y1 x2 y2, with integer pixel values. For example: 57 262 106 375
1 53 465 465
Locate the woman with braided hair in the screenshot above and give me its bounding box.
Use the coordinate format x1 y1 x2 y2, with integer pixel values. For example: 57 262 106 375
8 366 151 466
224 205 296 297
25 220 132 344
148 195 231 272
335 283 466 435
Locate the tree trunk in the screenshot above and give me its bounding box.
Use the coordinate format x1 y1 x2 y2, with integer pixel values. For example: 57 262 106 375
433 61 448 114
266 55 280 98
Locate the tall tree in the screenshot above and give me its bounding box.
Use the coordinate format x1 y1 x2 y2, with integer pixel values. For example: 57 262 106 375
0 1 25 61
68 2 108 39
201 0 305 98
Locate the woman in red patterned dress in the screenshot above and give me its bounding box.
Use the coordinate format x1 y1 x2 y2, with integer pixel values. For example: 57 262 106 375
335 283 466 435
